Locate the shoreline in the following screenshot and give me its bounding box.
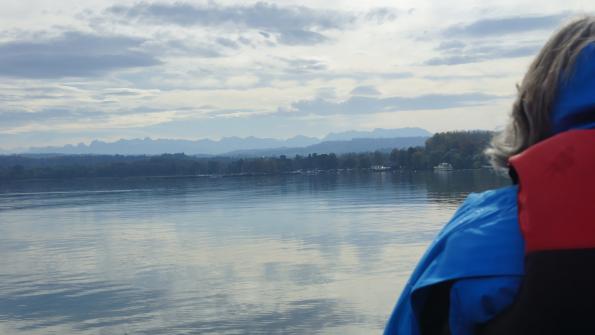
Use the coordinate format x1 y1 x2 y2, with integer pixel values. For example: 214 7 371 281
0 167 495 183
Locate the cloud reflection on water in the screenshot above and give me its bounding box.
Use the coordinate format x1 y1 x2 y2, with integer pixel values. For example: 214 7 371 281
0 170 508 334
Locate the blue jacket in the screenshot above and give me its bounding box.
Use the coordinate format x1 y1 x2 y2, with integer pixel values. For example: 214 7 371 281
384 186 525 335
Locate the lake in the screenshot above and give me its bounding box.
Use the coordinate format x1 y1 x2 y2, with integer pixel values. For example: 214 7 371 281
0 170 509 334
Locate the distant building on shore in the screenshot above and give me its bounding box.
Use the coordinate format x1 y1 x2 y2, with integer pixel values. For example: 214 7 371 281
371 165 391 172
433 162 453 171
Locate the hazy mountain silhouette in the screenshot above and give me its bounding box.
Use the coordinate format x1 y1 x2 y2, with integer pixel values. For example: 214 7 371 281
24 128 431 155
225 137 428 157
26 136 319 155
323 127 431 141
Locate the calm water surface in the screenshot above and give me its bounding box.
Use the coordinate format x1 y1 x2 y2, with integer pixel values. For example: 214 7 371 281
0 170 508 334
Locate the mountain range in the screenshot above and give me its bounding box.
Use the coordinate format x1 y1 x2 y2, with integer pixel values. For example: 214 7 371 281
226 137 428 157
20 127 432 156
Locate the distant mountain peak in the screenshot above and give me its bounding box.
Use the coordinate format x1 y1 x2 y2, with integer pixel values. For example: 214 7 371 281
23 127 431 155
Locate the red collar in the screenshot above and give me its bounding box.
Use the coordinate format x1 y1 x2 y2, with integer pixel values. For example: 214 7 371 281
509 130 595 253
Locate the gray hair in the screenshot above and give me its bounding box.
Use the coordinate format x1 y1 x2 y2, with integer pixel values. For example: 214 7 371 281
486 16 595 172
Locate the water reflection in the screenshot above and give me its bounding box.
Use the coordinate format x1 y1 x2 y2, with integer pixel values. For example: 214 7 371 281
423 169 511 203
143 298 356 335
0 170 509 334
0 277 162 331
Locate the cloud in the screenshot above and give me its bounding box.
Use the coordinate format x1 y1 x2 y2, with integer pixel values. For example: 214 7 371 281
443 13 569 37
436 40 465 51
0 109 90 130
350 85 381 96
265 58 410 83
286 92 505 115
106 2 396 46
277 29 328 45
215 37 239 49
365 8 399 24
315 87 337 100
0 105 185 133
107 2 353 45
280 58 328 74
425 43 540 65
378 72 414 79
0 32 161 78
147 38 224 57
108 2 352 30
427 13 572 65
99 88 157 97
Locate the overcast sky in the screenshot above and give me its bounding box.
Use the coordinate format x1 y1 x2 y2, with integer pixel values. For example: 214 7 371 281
0 0 593 150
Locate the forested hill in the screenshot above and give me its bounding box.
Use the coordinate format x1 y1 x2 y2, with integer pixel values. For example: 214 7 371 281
0 131 494 180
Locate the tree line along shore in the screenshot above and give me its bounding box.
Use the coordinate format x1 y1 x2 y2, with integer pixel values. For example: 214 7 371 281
0 131 493 180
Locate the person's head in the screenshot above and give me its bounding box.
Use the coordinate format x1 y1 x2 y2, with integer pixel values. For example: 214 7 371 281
487 16 595 172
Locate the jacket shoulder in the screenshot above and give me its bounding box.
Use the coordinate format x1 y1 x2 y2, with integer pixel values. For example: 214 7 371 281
440 185 519 237
384 186 524 335
423 185 524 287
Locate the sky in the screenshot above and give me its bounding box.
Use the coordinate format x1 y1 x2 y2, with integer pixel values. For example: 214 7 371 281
0 0 593 150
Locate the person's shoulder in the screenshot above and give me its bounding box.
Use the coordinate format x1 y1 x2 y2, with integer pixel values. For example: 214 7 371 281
465 185 518 207
422 184 523 284
459 185 518 216
441 185 518 235
384 186 522 335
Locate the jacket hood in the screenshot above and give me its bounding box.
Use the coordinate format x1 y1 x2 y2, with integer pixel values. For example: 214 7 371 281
552 42 595 133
